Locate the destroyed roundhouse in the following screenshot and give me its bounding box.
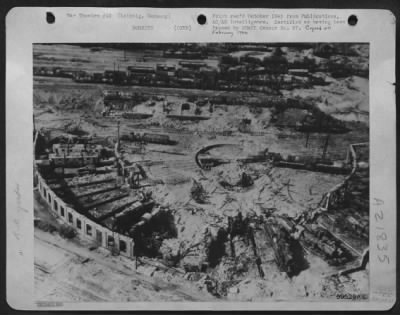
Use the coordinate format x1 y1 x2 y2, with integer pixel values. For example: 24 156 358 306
34 126 369 283
192 141 369 280
34 132 179 259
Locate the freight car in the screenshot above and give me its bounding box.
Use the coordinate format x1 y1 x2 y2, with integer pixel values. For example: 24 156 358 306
142 133 177 145
266 151 351 174
124 132 177 145
121 112 153 119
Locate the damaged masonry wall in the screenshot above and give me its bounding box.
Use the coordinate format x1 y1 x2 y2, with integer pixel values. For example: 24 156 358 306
34 169 136 258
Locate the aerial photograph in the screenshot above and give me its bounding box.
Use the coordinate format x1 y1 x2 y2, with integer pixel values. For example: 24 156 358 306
33 43 369 302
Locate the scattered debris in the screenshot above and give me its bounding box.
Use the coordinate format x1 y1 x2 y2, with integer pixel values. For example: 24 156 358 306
190 180 208 204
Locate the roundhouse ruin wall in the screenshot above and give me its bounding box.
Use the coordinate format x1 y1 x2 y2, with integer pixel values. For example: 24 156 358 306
319 143 366 212
34 170 135 259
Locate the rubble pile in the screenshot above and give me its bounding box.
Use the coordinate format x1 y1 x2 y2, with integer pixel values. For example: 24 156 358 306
132 208 178 258
190 180 208 204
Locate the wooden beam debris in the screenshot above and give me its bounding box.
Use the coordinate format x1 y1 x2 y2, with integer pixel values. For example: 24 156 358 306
83 192 130 211
75 186 121 199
